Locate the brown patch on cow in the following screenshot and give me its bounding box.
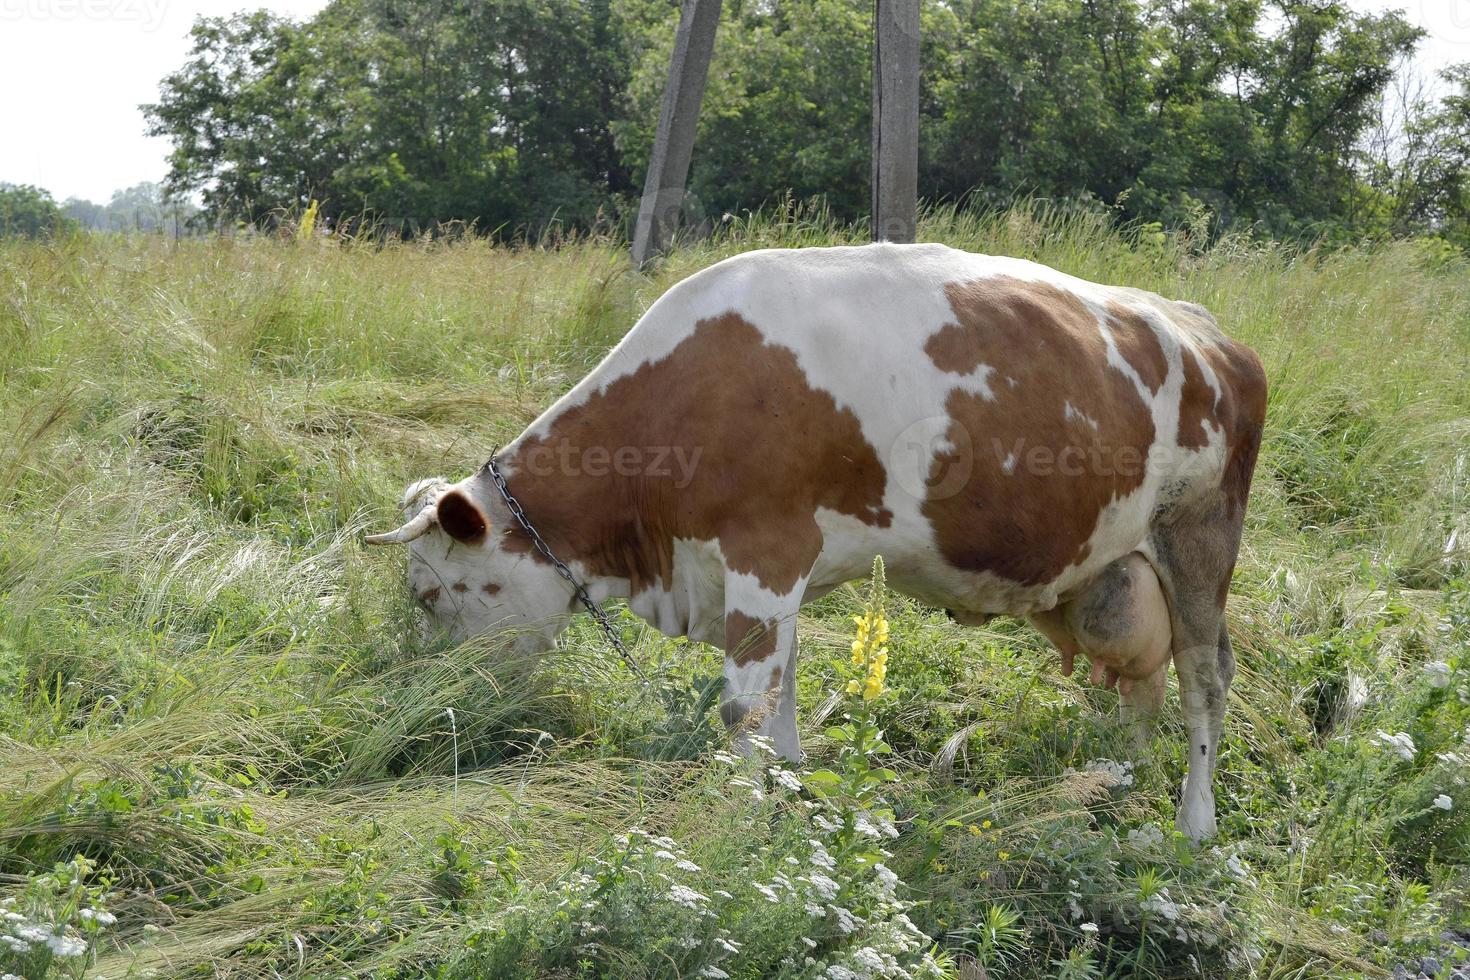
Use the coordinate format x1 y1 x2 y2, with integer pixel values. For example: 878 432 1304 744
921 277 1157 586
482 582 502 596
500 313 892 595
725 611 779 667
438 489 488 543
1105 303 1169 395
1176 346 1218 449
451 582 468 593
418 587 441 605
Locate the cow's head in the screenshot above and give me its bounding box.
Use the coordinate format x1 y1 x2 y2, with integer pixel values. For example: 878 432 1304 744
365 475 576 649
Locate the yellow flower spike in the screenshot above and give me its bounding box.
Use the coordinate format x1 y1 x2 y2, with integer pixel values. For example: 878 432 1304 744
846 679 861 695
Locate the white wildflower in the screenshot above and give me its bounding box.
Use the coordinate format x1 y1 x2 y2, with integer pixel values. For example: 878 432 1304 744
854 812 883 838
1433 794 1454 811
45 932 87 958
770 767 804 792
1086 758 1135 787
813 813 841 833
1127 823 1164 848
729 776 765 801
753 883 781 903
13 924 48 943
699 966 730 978
1425 661 1453 688
1141 887 1181 921
713 750 743 765
825 967 860 980
805 872 841 900
874 863 900 899
1225 852 1251 881
1 936 28 952
675 859 702 873
716 937 742 953
1374 730 1417 762
713 890 734 899
809 840 837 870
805 901 826 916
747 734 777 757
833 905 861 934
668 884 709 910
1080 922 1099 934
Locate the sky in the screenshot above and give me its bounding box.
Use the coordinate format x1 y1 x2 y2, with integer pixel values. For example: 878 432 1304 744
1 0 1467 204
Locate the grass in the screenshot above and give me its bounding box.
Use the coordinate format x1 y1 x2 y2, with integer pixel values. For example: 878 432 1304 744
1 203 1468 978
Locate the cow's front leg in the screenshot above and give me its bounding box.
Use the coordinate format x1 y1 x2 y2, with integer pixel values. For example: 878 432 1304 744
722 577 806 763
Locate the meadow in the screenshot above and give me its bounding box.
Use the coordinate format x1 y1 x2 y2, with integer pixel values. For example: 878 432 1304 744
1 205 1468 978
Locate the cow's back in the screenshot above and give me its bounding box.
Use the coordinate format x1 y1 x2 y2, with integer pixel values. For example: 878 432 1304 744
504 243 1261 619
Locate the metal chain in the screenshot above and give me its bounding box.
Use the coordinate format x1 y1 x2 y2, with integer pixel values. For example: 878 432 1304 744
484 453 646 683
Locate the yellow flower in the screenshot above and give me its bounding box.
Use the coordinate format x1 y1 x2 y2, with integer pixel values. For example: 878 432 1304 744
981 820 992 829
966 824 982 836
862 675 883 701
846 679 861 695
997 851 1011 861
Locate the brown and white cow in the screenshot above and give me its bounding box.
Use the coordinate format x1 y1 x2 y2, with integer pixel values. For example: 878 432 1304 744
366 243 1266 840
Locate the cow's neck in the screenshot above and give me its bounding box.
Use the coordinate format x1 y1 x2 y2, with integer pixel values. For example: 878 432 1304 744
490 447 666 602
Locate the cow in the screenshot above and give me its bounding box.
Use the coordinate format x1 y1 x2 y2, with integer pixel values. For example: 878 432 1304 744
365 243 1267 841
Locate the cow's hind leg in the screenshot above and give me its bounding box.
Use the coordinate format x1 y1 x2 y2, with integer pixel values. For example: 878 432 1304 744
1150 507 1243 842
722 574 807 762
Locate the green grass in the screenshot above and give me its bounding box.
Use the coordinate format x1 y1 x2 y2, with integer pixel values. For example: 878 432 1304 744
1 204 1469 978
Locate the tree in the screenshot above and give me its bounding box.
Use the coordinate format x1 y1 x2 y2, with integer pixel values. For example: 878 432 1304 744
63 183 199 233
141 0 1460 244
0 184 75 239
144 0 634 234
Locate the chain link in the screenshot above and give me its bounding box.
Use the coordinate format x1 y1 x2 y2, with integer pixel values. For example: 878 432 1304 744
484 454 646 682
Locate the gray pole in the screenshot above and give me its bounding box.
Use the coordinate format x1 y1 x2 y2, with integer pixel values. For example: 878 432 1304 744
631 0 723 268
871 0 920 243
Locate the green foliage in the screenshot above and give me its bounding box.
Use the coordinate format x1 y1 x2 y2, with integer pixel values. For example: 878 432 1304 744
1 209 1469 975
0 184 75 239
142 0 1470 244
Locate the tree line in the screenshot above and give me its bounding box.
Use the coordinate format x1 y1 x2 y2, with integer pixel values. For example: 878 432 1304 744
27 1 1470 246
0 182 198 238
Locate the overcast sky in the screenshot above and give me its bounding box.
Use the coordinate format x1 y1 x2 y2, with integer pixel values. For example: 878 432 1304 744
1 0 1467 203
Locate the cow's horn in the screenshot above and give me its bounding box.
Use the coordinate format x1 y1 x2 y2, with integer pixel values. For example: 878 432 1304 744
364 505 437 545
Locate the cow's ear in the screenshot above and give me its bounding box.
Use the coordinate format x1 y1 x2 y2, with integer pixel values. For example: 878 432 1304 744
436 489 489 543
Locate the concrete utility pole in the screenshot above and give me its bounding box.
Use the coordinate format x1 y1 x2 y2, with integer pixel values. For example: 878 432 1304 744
631 0 723 268
870 0 920 243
